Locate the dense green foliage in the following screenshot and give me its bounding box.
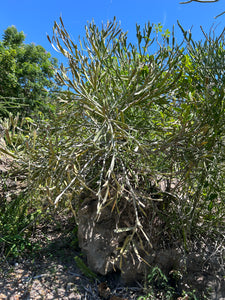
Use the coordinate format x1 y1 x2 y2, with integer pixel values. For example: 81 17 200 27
0 26 60 260
0 193 41 258
0 26 59 117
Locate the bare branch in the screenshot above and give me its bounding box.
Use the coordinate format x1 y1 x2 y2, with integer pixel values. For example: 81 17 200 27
180 0 225 19
180 0 219 4
215 10 225 18
180 0 192 3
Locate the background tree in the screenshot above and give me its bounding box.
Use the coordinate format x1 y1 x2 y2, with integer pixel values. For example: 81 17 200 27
0 26 59 117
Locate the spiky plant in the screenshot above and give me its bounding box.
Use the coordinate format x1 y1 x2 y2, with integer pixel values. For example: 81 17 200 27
18 18 224 270
24 17 184 255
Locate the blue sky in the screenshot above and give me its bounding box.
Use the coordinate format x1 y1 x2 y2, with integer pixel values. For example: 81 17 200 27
1 0 224 64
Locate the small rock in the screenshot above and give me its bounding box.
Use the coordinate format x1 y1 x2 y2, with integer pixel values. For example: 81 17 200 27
56 287 66 296
68 292 81 299
66 282 75 291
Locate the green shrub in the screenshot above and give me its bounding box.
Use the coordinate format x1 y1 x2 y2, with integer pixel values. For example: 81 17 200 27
13 18 225 268
0 193 41 260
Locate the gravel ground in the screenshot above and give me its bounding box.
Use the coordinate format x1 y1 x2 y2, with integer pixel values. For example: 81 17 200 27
0 258 142 299
0 216 144 300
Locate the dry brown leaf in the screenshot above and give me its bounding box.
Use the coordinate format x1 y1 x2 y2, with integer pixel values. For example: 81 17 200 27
98 282 111 299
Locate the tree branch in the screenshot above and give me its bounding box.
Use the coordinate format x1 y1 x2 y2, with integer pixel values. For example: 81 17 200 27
214 10 225 18
180 0 219 3
180 0 224 19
